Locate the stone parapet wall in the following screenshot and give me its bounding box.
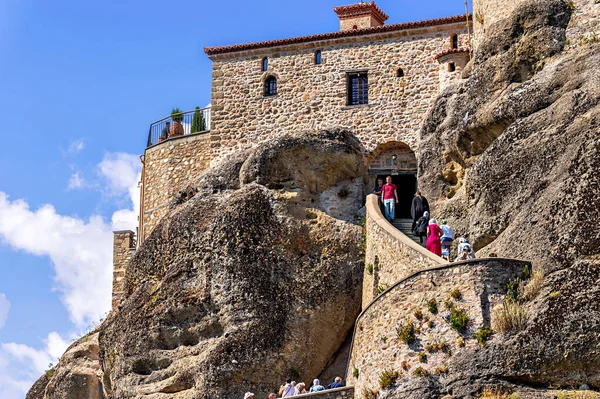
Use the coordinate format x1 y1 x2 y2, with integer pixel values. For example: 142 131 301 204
112 230 136 308
473 0 600 48
347 258 531 396
363 194 446 306
292 387 354 399
141 133 211 240
209 26 470 161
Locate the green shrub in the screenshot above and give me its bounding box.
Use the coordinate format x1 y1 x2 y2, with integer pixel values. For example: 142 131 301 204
522 264 531 279
414 308 423 320
417 352 427 363
449 307 469 333
396 321 417 344
45 363 55 380
475 325 493 346
450 288 462 301
427 320 435 328
425 340 450 353
381 336 388 343
376 285 387 296
457 337 465 347
191 106 206 132
378 369 399 389
434 365 449 374
362 388 378 399
366 264 374 275
171 108 184 122
444 298 454 310
506 279 521 302
427 298 438 314
289 367 300 380
549 291 561 298
412 366 429 377
353 367 360 379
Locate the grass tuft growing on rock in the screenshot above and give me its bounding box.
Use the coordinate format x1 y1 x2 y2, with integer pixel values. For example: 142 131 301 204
475 325 493 346
479 387 508 399
414 308 423 320
521 270 544 300
434 365 449 375
353 367 359 378
362 388 378 399
492 299 527 333
450 288 462 301
401 360 410 371
412 366 429 378
425 339 450 353
449 307 469 333
427 298 438 314
378 369 399 389
366 264 374 275
397 321 417 344
555 391 599 399
417 352 427 363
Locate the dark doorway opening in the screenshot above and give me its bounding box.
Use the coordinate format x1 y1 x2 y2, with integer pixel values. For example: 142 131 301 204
378 174 417 219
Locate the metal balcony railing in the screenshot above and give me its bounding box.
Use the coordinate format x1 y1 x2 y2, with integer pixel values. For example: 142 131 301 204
146 107 211 147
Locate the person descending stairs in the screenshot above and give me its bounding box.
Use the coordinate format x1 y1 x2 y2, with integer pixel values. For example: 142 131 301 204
390 218 423 246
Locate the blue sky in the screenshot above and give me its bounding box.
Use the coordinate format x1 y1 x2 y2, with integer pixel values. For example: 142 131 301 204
0 0 471 396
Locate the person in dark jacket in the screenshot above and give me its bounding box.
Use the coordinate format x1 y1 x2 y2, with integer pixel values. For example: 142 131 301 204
413 211 430 244
327 377 344 389
411 191 430 231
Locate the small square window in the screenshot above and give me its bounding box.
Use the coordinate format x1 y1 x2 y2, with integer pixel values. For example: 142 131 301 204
448 63 456 72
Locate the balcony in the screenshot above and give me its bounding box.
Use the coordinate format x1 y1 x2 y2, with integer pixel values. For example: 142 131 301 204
146 107 211 148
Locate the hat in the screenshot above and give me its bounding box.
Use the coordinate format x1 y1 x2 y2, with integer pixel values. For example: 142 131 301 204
441 219 447 225
244 393 254 399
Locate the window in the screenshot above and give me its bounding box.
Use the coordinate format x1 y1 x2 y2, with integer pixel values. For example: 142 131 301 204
396 68 404 77
347 72 368 105
262 57 268 72
352 24 359 30
448 63 456 72
315 50 322 65
264 76 277 97
451 34 458 49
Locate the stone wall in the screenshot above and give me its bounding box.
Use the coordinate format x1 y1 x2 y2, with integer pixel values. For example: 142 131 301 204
112 230 135 308
473 0 600 47
346 258 531 397
363 194 446 306
292 387 354 399
208 25 470 161
140 133 211 241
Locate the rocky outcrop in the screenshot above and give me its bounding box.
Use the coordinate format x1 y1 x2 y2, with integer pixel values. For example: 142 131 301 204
29 130 366 399
419 0 600 270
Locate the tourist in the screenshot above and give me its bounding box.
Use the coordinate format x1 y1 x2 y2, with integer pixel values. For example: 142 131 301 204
455 246 471 262
279 379 293 396
310 379 325 392
426 218 442 257
244 393 254 399
413 211 430 244
268 394 277 399
159 121 171 142
373 178 385 214
410 191 430 231
440 219 455 261
327 377 344 389
381 176 399 222
457 237 476 259
296 382 307 394
169 118 184 137
282 380 298 397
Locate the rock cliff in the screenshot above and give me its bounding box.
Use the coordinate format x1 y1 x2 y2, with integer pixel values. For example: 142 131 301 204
419 0 600 271
28 130 366 399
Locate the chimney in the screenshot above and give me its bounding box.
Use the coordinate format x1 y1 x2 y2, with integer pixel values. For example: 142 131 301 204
334 1 390 31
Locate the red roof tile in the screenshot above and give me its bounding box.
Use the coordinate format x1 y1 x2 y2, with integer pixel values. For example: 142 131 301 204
434 47 471 60
204 14 472 56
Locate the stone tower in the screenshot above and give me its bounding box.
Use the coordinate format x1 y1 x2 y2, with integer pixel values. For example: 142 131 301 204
333 1 389 31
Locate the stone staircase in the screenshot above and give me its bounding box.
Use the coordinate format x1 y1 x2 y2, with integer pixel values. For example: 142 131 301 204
390 218 424 246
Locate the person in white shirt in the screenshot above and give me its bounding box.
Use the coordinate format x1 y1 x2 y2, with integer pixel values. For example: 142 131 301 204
440 219 455 261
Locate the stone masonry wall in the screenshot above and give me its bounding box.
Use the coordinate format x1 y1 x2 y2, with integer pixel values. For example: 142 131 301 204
473 0 600 48
363 195 445 306
209 25 470 162
347 258 530 397
293 387 354 399
141 134 211 240
112 230 135 308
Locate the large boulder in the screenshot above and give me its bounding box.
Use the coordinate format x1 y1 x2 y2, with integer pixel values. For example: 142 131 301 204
419 0 600 270
37 129 365 399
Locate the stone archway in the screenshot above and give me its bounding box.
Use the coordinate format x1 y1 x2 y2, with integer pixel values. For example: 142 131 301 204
367 141 418 218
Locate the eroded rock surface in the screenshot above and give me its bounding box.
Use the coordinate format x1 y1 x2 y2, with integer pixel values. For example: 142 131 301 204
419 0 600 270
30 130 366 399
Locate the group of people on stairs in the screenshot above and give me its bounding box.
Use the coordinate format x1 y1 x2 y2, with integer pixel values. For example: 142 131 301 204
242 377 344 399
374 177 479 262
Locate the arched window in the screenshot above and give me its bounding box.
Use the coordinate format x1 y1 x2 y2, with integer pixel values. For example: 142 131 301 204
352 24 359 30
451 34 458 49
315 50 322 65
396 68 405 77
262 57 268 72
264 76 277 97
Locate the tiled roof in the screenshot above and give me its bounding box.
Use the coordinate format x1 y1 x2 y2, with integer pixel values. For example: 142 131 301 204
434 47 471 60
333 2 389 24
204 14 472 56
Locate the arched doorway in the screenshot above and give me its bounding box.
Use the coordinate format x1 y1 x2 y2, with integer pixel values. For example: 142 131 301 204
367 141 417 218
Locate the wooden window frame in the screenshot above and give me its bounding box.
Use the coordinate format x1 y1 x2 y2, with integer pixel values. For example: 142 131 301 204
346 72 369 106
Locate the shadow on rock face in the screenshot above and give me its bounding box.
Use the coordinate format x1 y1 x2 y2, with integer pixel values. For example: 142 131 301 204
90 129 367 399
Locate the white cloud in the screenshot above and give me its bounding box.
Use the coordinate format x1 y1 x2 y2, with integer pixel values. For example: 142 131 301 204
67 172 85 190
0 332 70 398
98 153 140 194
0 294 9 330
67 139 85 155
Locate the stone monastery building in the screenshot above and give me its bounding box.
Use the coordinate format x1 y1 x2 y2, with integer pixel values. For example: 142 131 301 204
111 0 600 307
